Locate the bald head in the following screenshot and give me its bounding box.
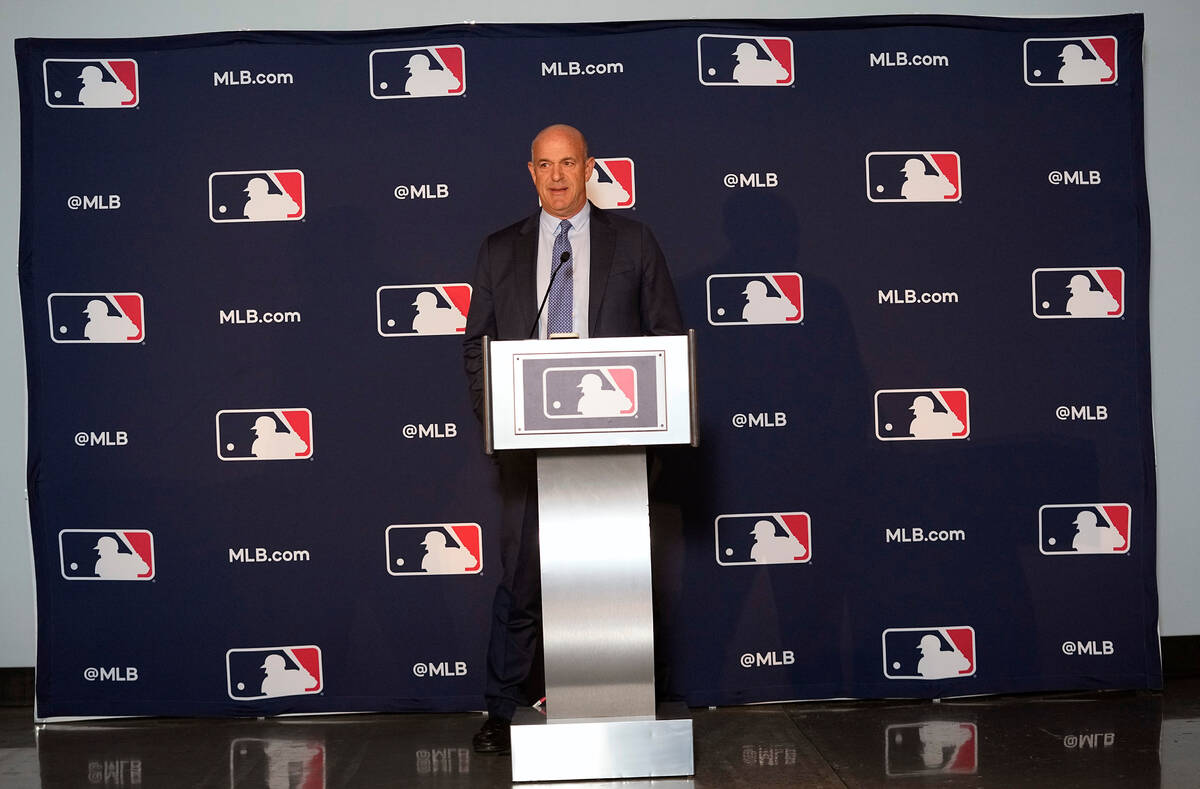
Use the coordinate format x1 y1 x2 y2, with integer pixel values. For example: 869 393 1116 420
528 124 594 218
530 124 588 161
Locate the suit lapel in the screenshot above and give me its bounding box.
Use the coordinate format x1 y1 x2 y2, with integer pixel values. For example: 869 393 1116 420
588 207 615 336
511 212 539 337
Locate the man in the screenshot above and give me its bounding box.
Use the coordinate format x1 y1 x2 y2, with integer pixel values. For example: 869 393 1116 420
462 124 683 753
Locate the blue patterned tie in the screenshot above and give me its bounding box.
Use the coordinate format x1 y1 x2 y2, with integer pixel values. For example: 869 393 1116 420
546 219 573 336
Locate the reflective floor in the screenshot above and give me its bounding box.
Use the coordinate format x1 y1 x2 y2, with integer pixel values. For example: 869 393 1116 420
2 678 1198 787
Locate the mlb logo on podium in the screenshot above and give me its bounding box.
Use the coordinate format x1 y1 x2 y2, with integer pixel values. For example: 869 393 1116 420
386 523 482 576
43 58 138 108
1032 268 1124 319
216 409 313 461
885 722 977 776
875 389 970 441
715 512 810 566
542 366 638 419
370 45 466 99
697 34 793 86
587 158 636 209
867 152 961 202
1039 503 1131 555
1024 37 1117 86
227 646 323 700
883 626 976 680
376 284 471 337
48 293 144 343
209 170 305 223
706 273 802 326
58 529 154 580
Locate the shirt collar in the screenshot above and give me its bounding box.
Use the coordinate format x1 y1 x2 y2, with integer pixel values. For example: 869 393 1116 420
539 201 591 234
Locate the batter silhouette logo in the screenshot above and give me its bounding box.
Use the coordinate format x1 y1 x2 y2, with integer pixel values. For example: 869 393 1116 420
715 512 810 566
543 366 638 419
1039 503 1131 555
370 45 465 99
697 34 793 86
1024 37 1117 86
386 523 482 576
48 293 144 343
885 722 977 776
226 646 323 700
516 351 664 434
376 284 471 337
58 529 154 580
867 152 961 202
883 626 976 680
216 409 313 461
706 273 803 326
1032 268 1124 319
209 170 305 223
43 58 138 108
875 389 969 441
586 158 636 209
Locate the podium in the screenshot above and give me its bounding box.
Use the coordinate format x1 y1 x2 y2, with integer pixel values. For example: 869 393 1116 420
483 332 697 783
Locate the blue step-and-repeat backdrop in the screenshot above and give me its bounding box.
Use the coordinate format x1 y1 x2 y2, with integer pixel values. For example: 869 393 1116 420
16 13 1157 720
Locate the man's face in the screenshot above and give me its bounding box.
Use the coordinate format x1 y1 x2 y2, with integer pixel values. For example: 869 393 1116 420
528 128 594 219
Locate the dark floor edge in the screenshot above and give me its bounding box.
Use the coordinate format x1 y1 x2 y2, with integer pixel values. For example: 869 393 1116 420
1163 634 1200 678
3 636 1197 708
0 668 34 707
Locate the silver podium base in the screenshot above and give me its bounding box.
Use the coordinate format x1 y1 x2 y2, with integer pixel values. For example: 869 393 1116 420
510 703 694 783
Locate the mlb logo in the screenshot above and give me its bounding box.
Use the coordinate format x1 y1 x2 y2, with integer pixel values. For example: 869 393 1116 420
43 58 138 108
226 646 323 700
885 722 977 776
1032 268 1124 319
715 512 810 566
867 152 961 202
370 45 466 99
543 366 638 419
47 293 144 343
230 738 325 789
216 408 313 461
1024 37 1117 86
587 158 636 209
883 626 976 680
1039 503 1131 555
706 273 802 326
386 523 482 576
697 34 793 86
209 170 305 223
58 529 154 580
875 389 969 441
376 284 471 337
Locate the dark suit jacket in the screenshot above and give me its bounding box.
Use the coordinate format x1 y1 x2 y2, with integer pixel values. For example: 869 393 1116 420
463 204 684 419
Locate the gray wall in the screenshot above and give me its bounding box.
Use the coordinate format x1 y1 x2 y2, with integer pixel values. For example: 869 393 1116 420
2 0 1196 667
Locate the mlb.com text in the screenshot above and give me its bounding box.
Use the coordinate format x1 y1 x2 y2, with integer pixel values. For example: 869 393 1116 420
541 60 624 76
886 527 966 543
220 309 301 325
214 70 294 86
869 51 950 68
229 547 311 564
879 289 959 305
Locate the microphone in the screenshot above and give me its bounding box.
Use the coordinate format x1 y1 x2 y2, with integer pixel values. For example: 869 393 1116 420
529 251 571 339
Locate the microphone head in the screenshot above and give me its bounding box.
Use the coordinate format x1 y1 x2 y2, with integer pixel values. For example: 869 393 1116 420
560 251 571 263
